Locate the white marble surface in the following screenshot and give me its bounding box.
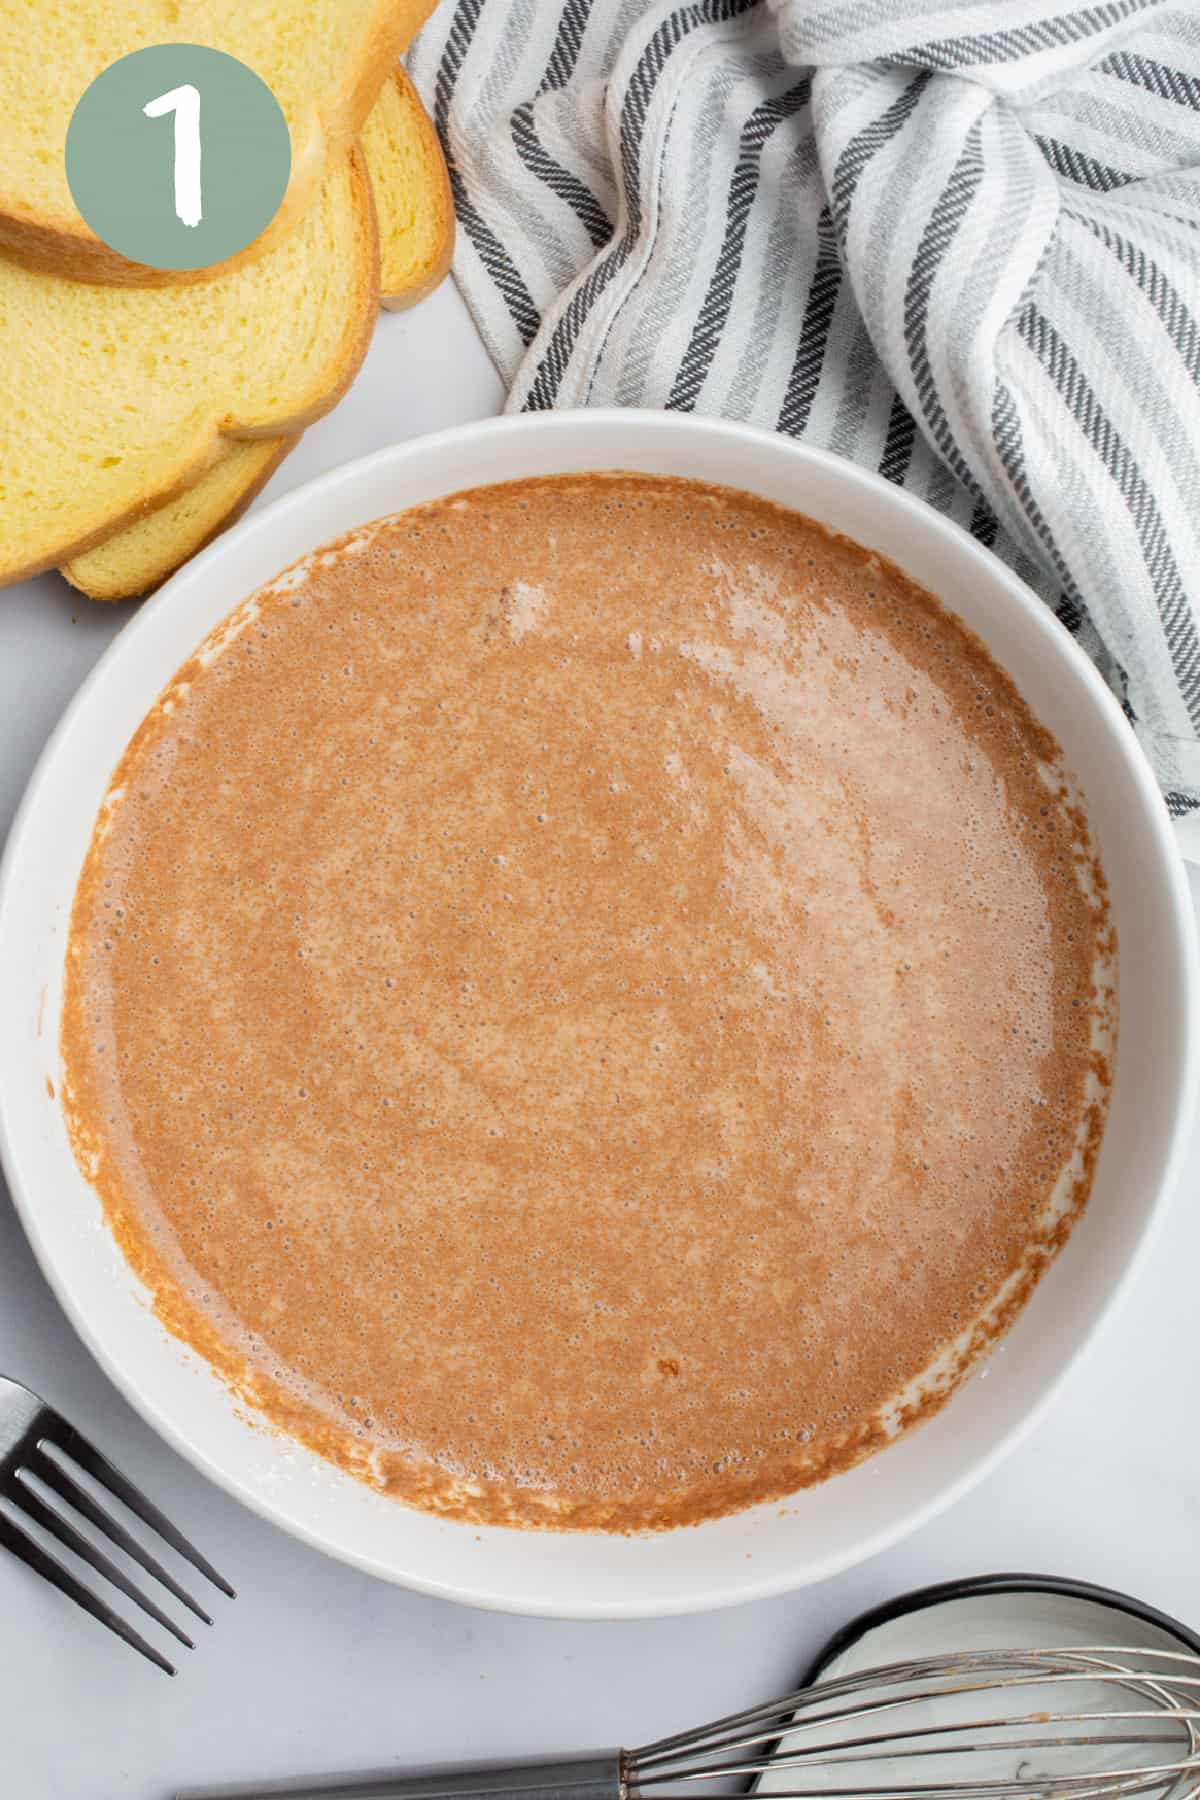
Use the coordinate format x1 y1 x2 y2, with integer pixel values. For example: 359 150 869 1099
1 280 1198 1800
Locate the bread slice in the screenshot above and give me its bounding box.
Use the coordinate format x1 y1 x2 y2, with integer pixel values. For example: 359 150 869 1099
367 66 455 312
63 72 455 603
0 0 436 285
0 148 378 589
61 439 297 603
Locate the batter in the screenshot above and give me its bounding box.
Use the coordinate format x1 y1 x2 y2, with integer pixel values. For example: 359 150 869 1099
60 475 1115 1530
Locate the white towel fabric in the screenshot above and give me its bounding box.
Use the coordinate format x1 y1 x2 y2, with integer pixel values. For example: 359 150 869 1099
409 0 1200 818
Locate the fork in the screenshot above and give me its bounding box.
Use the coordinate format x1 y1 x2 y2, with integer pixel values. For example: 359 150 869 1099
0 1374 234 1674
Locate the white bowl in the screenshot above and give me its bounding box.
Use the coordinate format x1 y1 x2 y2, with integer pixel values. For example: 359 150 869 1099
0 411 1195 1618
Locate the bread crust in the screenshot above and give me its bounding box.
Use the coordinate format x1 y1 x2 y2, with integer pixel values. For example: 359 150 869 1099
63 437 299 600
378 67 456 311
0 0 435 287
231 143 381 440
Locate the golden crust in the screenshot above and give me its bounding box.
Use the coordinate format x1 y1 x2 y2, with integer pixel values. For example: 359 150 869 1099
231 142 381 441
62 437 298 601
378 66 456 311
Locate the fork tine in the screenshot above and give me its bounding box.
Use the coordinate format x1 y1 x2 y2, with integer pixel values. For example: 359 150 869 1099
12 1472 195 1649
43 1420 235 1599
32 1444 212 1626
0 1507 175 1675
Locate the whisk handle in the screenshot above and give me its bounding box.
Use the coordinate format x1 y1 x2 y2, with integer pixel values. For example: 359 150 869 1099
176 1752 626 1800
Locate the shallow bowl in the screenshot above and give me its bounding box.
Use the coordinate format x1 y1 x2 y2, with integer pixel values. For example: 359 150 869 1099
0 410 1195 1616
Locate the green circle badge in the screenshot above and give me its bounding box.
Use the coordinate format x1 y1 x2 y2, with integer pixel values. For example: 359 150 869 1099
66 44 292 273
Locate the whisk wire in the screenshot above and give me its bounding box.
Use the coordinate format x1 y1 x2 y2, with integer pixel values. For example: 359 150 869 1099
637 1699 1200 1775
636 1654 1200 1765
637 1729 1200 1780
628 1648 1200 1800
688 1776 1192 1795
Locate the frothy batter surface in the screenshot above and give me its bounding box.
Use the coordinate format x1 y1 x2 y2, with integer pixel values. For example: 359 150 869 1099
62 475 1114 1530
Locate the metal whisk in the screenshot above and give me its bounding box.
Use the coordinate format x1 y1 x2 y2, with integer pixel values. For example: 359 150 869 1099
179 1647 1200 1800
630 1647 1200 1800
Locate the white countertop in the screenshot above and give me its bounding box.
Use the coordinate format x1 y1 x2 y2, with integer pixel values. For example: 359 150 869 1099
2 281 1198 1800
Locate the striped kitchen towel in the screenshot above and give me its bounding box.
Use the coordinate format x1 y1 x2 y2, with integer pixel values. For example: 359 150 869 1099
409 0 1200 819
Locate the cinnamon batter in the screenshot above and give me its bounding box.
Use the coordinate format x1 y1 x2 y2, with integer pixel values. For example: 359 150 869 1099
61 475 1115 1530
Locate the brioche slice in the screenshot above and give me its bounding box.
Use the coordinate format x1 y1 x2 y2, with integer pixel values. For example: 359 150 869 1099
0 0 435 285
366 66 455 311
64 72 455 602
0 149 377 589
62 439 296 603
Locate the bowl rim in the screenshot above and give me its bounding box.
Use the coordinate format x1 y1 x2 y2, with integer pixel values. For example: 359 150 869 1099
1 408 1196 1617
